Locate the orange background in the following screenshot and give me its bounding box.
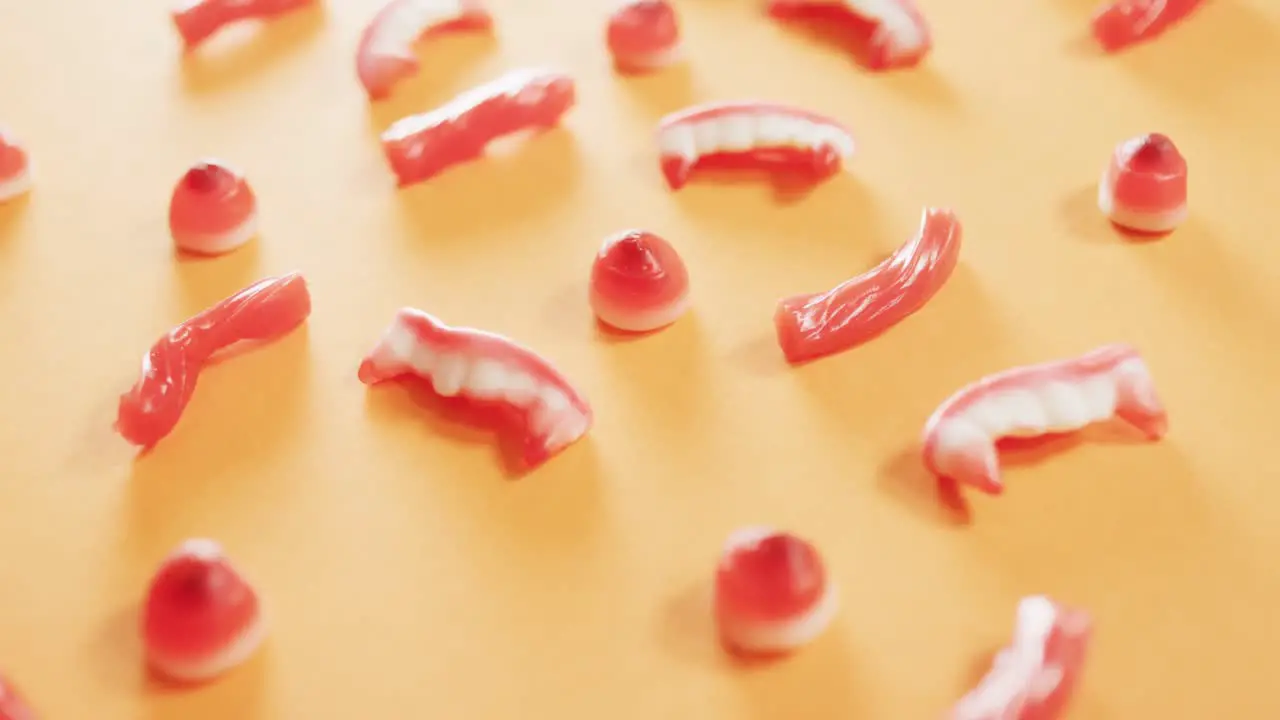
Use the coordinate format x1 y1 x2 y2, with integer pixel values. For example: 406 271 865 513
1 0 1278 717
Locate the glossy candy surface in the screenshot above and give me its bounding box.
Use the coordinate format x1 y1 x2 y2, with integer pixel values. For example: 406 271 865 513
1091 0 1205 53
1098 133 1188 234
766 0 931 70
922 343 1168 494
358 308 593 470
714 527 836 656
656 102 855 190
606 0 682 73
0 130 32 203
168 160 259 255
115 273 312 449
774 207 961 364
142 539 266 683
357 0 493 100
380 68 576 186
589 230 690 333
172 0 317 50
951 596 1092 720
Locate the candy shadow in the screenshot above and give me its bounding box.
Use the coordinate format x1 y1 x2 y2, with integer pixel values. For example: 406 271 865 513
1105 3 1276 106
86 606 148 693
593 314 712 443
173 242 265 315
884 66 963 109
178 7 326 94
655 579 726 669
61 385 139 476
676 169 878 238
728 335 789 378
877 447 972 527
616 62 698 118
122 329 312 548
1135 223 1280 381
1059 184 1108 242
361 376 550 480
392 130 582 237
674 166 849 205
0 193 31 237
363 34 499 136
732 629 864 719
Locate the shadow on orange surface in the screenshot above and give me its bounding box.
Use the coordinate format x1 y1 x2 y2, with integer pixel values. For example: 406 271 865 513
0 193 31 236
676 166 848 205
877 421 1156 527
362 375 578 480
173 242 266 315
616 62 698 119
878 447 972 527
178 7 327 94
1060 184 1108 242
392 129 582 239
728 335 789 378
787 262 1007 406
733 633 863 719
656 580 725 669
89 606 149 693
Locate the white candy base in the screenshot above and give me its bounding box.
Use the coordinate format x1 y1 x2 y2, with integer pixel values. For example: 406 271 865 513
148 613 268 683
174 211 259 255
1097 174 1187 234
593 293 690 333
720 584 838 655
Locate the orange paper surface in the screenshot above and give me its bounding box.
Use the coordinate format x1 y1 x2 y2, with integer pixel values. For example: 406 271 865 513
1 0 1278 717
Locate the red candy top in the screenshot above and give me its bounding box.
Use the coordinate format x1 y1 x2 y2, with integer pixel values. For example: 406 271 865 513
168 160 257 237
591 230 688 311
607 0 679 58
715 529 827 622
142 540 260 661
0 131 28 179
1124 133 1183 173
1110 133 1187 212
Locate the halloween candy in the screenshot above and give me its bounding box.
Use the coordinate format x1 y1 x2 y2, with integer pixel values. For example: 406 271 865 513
922 344 1168 495
656 101 855 190
358 308 593 470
